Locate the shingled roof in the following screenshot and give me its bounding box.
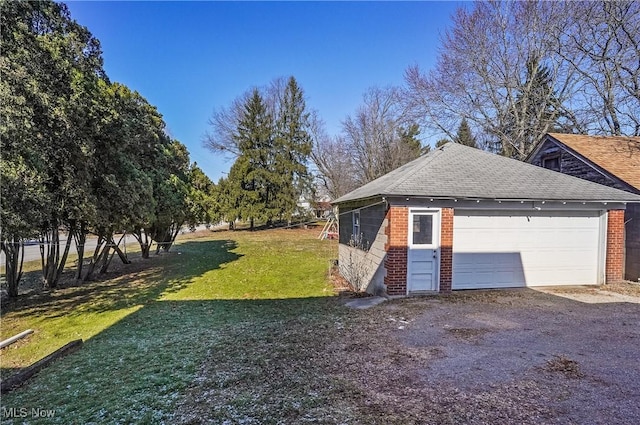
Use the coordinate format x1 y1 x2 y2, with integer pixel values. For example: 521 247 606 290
545 133 640 191
334 142 640 204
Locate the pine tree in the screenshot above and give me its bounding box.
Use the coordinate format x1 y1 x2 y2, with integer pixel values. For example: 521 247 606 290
398 124 426 155
436 138 451 148
454 118 478 148
272 77 313 222
500 57 564 158
229 89 275 230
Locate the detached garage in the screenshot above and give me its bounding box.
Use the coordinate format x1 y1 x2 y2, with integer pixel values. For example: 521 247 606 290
334 142 640 296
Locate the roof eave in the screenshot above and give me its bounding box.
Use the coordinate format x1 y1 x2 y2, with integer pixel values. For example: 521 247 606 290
331 194 384 205
384 195 637 204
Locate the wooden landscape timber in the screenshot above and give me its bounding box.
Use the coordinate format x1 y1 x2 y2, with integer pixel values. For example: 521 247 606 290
1 339 83 394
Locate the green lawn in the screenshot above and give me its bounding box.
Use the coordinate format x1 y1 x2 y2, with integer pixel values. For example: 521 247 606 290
1 228 349 424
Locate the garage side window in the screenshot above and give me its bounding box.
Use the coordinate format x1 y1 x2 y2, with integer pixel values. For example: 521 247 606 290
352 210 361 244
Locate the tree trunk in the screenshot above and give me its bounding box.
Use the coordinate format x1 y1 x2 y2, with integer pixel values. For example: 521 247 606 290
39 221 74 289
1 239 24 298
151 222 183 254
40 226 58 288
164 223 182 252
100 233 130 274
133 229 151 259
83 234 110 281
113 234 130 264
53 232 73 285
73 221 88 280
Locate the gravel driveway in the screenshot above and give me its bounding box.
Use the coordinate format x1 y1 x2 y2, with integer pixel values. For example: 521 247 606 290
175 285 640 424
367 286 640 424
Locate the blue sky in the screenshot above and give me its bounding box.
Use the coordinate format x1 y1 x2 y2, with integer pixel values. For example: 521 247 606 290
65 1 462 181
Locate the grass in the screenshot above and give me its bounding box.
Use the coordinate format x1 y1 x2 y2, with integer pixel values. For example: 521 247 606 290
1 228 341 424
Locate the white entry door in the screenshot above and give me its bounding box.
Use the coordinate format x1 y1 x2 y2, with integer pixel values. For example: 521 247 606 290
407 210 440 292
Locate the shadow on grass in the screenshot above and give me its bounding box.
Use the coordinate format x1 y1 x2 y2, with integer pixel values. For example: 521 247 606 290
1 239 242 319
0 231 344 423
1 297 350 424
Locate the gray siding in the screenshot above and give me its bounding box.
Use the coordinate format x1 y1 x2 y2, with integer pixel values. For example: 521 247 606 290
338 200 386 250
338 216 388 295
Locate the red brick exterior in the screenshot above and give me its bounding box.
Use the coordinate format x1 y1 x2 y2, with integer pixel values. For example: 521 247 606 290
606 209 625 282
384 207 408 296
439 208 454 292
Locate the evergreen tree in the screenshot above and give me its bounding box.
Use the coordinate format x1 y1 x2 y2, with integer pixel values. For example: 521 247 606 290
0 0 211 294
500 57 564 158
215 177 239 229
229 89 274 230
398 123 425 156
454 118 478 148
1 0 105 289
272 77 313 222
186 164 219 228
435 138 451 148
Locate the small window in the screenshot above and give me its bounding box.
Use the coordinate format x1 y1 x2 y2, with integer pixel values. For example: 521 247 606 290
542 155 561 171
412 214 433 245
352 210 360 240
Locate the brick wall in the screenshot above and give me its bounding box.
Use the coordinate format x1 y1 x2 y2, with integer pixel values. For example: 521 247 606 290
439 208 454 292
384 206 408 296
606 209 625 282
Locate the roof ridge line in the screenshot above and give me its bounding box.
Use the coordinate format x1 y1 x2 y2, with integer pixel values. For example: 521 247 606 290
385 144 446 193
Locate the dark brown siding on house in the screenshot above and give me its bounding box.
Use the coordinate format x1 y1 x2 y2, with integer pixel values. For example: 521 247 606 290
338 206 354 245
529 140 629 190
626 204 640 282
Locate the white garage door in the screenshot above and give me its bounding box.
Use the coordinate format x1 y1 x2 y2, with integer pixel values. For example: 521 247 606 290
452 210 603 289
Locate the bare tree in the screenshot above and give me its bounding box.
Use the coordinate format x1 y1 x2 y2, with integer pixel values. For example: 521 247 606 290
404 1 580 159
203 92 250 157
556 1 640 136
342 86 422 184
405 1 640 159
204 77 306 158
310 86 423 199
311 132 359 199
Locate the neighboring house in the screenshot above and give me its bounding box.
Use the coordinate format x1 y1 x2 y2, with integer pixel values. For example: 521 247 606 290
527 133 640 282
333 142 640 297
314 201 333 219
297 196 333 219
